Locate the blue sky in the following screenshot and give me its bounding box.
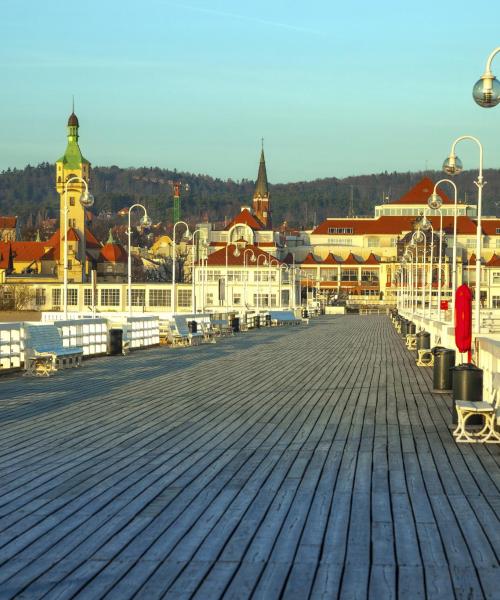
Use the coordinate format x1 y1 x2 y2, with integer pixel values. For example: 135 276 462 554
1 0 499 182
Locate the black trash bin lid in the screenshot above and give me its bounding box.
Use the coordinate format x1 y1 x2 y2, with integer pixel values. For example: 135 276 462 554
451 362 482 372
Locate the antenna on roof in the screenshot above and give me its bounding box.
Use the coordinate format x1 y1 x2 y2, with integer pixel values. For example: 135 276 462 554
261 137 264 150
72 95 75 113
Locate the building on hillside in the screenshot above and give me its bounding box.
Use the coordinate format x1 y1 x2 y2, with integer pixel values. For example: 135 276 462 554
200 148 281 256
0 217 17 242
290 177 500 309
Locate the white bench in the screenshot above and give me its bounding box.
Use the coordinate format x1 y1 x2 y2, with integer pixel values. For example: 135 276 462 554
173 316 203 346
24 324 83 376
269 310 302 326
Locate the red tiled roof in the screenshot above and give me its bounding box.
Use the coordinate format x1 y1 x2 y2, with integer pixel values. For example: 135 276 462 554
66 227 80 242
312 215 479 236
480 219 500 235
322 253 342 265
0 242 13 269
468 254 477 266
100 242 128 263
343 252 361 265
486 253 500 267
85 227 102 248
10 241 50 262
225 208 264 231
0 216 17 229
364 252 380 265
205 244 282 266
390 177 453 205
301 253 319 265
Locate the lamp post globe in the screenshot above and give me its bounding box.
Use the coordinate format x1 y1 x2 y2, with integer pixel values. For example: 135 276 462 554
427 193 443 211
472 75 500 108
79 191 94 208
443 155 463 176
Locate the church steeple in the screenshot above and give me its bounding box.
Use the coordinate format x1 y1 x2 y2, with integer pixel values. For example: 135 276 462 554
253 141 271 228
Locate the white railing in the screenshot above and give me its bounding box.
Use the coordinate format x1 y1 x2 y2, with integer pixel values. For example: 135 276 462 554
477 337 500 404
0 322 21 370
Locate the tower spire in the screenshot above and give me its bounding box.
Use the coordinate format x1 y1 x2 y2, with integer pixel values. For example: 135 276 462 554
252 142 271 228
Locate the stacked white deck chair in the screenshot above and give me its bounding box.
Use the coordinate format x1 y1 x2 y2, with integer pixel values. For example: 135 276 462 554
24 323 83 377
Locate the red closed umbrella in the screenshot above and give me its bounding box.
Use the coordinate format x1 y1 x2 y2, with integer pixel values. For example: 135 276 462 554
455 284 473 362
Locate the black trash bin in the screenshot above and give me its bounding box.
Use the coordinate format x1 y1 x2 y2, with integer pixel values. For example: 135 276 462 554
451 363 483 425
407 322 416 335
255 315 260 328
416 331 430 351
109 328 123 355
265 314 271 327
302 309 309 319
400 319 408 337
433 347 456 392
188 320 197 334
231 317 240 333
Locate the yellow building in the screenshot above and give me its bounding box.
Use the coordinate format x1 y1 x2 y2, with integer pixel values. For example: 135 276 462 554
55 111 91 282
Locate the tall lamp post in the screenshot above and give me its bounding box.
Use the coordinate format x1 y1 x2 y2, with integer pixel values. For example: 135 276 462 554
256 254 268 310
172 220 190 313
63 176 94 318
243 248 256 308
191 228 205 313
127 203 150 317
473 47 500 107
225 243 240 311
420 213 435 318
443 136 484 333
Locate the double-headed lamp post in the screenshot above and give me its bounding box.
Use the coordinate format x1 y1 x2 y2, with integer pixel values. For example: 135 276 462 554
172 220 190 313
473 47 500 108
63 176 94 318
443 136 484 333
127 204 150 317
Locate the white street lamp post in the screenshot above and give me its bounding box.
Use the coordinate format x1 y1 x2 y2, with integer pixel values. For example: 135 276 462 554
443 136 484 333
256 255 268 311
127 203 150 317
225 243 240 312
473 47 500 108
172 220 190 314
243 248 256 308
191 229 205 313
63 176 94 319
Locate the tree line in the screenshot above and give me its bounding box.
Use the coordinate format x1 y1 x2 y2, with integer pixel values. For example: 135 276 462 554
0 163 498 233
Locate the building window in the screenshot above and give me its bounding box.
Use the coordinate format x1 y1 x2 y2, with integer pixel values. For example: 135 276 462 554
367 237 379 247
70 197 75 206
149 289 171 306
496 228 500 234
492 272 500 285
341 269 358 282
493 296 500 308
206 292 214 305
253 293 269 307
327 227 353 234
67 288 78 306
131 289 146 307
177 289 191 307
327 238 353 246
84 289 93 306
233 293 242 305
52 288 61 307
35 289 46 306
320 268 338 281
101 288 120 306
466 239 476 249
361 269 379 283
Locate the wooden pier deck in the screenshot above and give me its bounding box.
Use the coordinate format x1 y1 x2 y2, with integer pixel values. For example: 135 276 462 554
0 315 499 599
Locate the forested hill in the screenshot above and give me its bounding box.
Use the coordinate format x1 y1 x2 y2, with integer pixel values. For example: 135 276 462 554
1 163 499 229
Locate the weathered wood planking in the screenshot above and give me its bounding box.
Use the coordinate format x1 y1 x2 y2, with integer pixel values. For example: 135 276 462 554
0 316 498 599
